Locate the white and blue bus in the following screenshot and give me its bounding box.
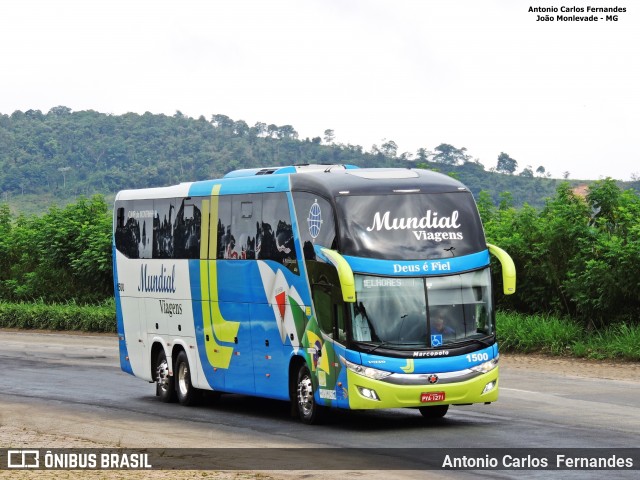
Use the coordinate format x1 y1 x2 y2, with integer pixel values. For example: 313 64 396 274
113 164 515 423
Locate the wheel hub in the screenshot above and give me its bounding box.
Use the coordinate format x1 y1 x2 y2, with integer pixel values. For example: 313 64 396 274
297 375 314 416
178 362 189 396
156 360 170 391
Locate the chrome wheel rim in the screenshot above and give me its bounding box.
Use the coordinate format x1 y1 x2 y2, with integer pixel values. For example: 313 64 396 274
178 362 189 396
157 359 170 392
297 374 314 418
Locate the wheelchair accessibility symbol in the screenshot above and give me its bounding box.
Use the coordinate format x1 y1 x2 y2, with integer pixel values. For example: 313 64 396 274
431 334 443 347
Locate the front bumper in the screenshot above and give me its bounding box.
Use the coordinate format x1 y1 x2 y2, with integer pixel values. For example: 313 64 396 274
347 366 499 410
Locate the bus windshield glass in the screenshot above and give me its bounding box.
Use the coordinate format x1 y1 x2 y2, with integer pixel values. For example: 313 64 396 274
336 193 486 260
350 268 494 349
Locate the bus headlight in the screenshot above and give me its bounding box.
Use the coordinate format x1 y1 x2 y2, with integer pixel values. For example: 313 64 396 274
482 380 497 394
470 357 499 374
356 386 381 400
340 356 392 381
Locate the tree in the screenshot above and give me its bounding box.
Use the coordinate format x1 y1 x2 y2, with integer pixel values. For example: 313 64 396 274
278 125 298 140
58 166 72 188
496 152 518 175
232 120 249 137
536 166 546 177
519 166 534 178
48 106 72 116
416 148 430 163
432 144 469 165
379 139 398 158
211 114 233 130
323 129 335 145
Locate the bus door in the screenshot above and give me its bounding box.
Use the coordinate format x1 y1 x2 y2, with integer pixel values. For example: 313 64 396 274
310 279 347 407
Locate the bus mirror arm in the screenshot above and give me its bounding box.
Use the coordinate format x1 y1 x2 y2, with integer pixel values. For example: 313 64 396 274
319 248 356 303
487 243 516 295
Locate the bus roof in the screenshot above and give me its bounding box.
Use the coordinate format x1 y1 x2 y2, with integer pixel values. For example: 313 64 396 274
289 167 469 198
115 164 470 200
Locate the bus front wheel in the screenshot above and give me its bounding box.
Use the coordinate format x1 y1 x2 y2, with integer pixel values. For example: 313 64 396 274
419 405 449 419
155 349 176 403
175 350 198 406
296 365 323 424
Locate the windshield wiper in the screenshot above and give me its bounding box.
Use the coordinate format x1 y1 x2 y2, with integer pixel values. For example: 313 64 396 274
353 341 395 355
459 336 494 348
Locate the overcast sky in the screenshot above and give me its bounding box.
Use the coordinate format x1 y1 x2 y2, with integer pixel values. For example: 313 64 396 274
1 0 638 180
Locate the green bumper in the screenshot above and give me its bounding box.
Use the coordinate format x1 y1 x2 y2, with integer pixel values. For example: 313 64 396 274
346 366 499 410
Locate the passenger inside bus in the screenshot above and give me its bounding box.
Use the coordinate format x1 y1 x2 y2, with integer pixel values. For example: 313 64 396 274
430 314 456 342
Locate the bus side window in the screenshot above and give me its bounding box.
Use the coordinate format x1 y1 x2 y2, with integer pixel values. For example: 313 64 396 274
312 280 347 344
153 198 178 259
261 193 299 275
291 192 336 260
116 207 125 229
216 196 232 259
173 197 202 259
335 303 347 344
230 194 261 260
312 286 333 338
115 203 141 258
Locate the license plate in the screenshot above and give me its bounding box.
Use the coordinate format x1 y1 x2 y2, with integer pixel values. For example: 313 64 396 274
420 392 445 403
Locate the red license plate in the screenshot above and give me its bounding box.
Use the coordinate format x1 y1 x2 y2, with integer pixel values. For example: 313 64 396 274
420 392 445 403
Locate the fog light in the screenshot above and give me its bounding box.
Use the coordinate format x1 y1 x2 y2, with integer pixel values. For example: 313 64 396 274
482 380 496 394
357 386 380 401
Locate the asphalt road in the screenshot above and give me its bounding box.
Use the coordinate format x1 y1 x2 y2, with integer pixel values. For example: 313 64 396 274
1 331 639 479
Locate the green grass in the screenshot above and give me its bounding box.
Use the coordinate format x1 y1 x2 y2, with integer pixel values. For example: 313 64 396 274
0 299 116 333
497 311 640 361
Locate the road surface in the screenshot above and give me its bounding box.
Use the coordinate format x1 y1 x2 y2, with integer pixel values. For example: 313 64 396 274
1 330 639 479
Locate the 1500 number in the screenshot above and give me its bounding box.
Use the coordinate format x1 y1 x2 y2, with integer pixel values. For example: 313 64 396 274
466 353 489 362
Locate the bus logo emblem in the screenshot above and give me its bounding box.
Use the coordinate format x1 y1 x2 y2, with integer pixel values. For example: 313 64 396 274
307 200 323 239
428 374 439 384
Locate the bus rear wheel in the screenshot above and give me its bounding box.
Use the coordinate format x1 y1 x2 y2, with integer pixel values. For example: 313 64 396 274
296 365 323 424
175 350 198 406
419 405 449 419
155 349 176 403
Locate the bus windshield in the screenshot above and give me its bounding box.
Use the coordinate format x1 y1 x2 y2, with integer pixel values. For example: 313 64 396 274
350 268 494 349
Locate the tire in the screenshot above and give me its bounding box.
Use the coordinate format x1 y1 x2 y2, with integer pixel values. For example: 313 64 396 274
419 404 449 419
175 350 199 406
296 365 324 424
155 349 176 403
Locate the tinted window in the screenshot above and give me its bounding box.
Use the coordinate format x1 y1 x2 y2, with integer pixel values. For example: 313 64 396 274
153 198 178 259
115 201 143 258
216 196 232 259
230 194 261 259
173 198 202 259
115 198 201 259
292 192 336 260
336 193 485 260
114 200 154 259
261 193 298 274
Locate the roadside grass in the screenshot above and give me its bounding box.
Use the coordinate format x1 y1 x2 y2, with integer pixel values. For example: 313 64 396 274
0 301 638 362
0 299 116 333
497 311 640 361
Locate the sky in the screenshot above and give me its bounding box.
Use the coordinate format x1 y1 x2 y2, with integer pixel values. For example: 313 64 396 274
1 0 638 181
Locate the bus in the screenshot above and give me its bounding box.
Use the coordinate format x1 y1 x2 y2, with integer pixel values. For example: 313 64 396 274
113 164 515 424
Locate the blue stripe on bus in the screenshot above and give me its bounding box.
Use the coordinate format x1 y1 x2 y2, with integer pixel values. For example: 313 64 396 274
113 246 133 375
359 345 496 374
342 250 490 276
187 175 291 197
189 259 216 389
